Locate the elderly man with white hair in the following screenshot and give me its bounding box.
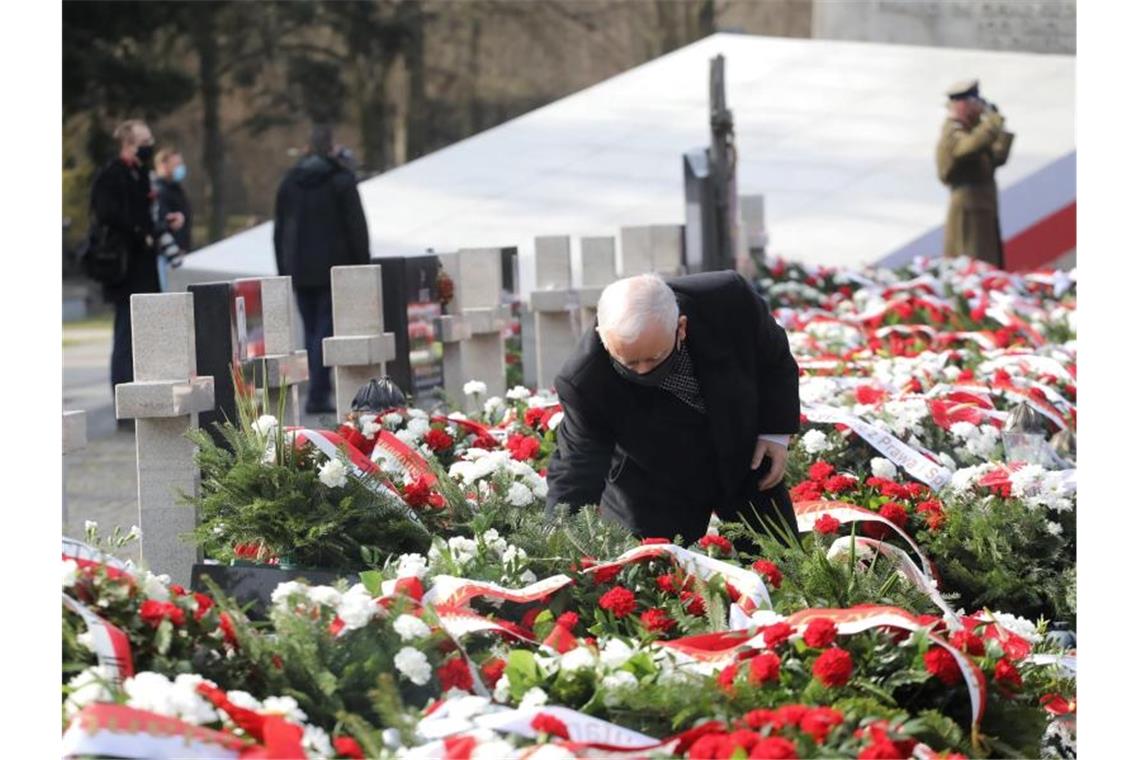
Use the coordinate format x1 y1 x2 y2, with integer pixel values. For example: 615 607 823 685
545 271 801 544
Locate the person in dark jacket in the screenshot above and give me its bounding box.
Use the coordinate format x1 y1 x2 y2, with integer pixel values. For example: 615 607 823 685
545 271 801 545
154 148 193 290
274 125 370 414
90 120 185 403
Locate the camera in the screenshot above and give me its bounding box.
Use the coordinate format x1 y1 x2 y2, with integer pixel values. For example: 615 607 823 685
153 224 185 268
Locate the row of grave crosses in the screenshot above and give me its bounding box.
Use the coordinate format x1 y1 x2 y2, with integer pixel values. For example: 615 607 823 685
63 222 694 586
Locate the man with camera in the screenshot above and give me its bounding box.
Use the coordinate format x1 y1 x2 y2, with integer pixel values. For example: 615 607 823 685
88 120 185 409
936 79 1015 268
153 147 193 290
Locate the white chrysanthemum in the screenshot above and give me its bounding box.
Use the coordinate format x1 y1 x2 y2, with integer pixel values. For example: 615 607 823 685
394 614 431 642
271 580 307 608
966 428 1000 459
870 458 897 479
142 571 172 602
169 674 221 725
64 665 115 719
397 553 428 579
337 585 377 631
800 429 830 455
302 724 334 759
463 380 488 397
518 686 548 710
601 670 639 707
559 646 597 673
506 481 534 507
225 690 262 711
949 465 987 493
63 559 78 588
261 695 308 723
394 647 432 685
506 385 531 400
306 586 341 608
251 415 279 437
318 458 349 489
599 638 635 669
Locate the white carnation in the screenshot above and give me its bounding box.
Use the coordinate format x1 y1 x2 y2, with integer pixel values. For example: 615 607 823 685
271 580 307 608
518 686 548 710
142 571 171 602
394 647 432 685
463 380 488 397
63 559 78 588
76 630 95 652
360 414 382 439
471 739 518 760
506 481 534 507
251 415 279 437
394 614 431 642
395 428 420 448
506 385 531 400
800 429 830 455
559 646 597 672
950 421 980 441
600 638 635 669
519 570 538 585
261 695 308 724
492 674 512 703
64 665 115 719
1045 521 1063 536
302 724 335 758
318 458 349 489
397 553 428 579
382 412 404 429
407 417 431 438
990 611 1043 643
307 586 342 608
225 690 261 711
336 585 378 630
483 396 505 417
601 670 639 707
870 458 897 479
407 407 429 419
502 545 527 565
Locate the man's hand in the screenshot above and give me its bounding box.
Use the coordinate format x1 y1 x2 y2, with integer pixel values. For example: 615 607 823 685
751 437 788 491
166 211 185 231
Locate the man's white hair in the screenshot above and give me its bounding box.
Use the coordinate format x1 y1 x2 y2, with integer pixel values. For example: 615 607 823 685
595 274 679 350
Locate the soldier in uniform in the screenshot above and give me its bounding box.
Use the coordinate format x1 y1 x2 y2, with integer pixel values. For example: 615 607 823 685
936 79 1015 268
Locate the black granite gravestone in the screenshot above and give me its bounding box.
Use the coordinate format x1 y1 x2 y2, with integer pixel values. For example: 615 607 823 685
376 255 446 403
189 282 239 449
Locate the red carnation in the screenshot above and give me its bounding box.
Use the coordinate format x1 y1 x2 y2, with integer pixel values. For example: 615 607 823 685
394 576 425 602
857 738 907 760
763 621 793 649
790 480 823 501
442 735 476 760
140 599 185 628
878 502 909 529
808 461 835 482
741 709 776 730
1040 693 1074 716
772 704 809 730
402 475 437 509
656 574 678 594
823 475 858 493
814 514 840 535
598 586 637 618
812 647 853 687
749 736 799 759
799 706 844 743
438 657 475 692
994 658 1022 690
334 736 365 759
688 733 735 760
641 537 670 545
521 606 543 631
924 647 962 686
170 584 187 596
751 559 783 590
218 612 239 648
338 424 375 457
423 427 454 452
524 407 546 429
698 534 734 555
682 591 707 616
193 593 214 622
531 713 570 740
481 658 506 686
591 564 623 584
716 662 739 694
506 433 540 461
556 611 579 629
640 607 676 634
855 386 887 405
803 618 838 648
949 629 985 656
748 652 781 685
472 432 498 450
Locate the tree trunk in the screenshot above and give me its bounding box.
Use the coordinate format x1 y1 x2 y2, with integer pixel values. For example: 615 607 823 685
404 3 427 160
468 15 483 134
192 11 226 243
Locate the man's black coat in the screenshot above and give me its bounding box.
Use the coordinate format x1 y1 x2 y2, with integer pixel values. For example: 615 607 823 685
273 155 370 289
155 177 192 251
545 271 800 543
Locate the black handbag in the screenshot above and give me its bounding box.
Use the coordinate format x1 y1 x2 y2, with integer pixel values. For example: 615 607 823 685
78 221 130 286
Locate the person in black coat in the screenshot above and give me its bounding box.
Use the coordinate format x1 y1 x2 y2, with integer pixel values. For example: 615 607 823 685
545 271 801 545
154 148 193 290
90 120 185 400
273 125 370 414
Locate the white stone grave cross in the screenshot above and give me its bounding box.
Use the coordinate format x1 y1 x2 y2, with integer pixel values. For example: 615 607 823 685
619 224 685 277
62 410 87 525
235 276 309 424
579 235 617 327
114 293 214 586
322 265 398 419
530 236 580 388
436 249 509 408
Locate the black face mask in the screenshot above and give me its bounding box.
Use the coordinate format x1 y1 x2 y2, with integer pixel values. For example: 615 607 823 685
610 331 682 387
135 144 155 165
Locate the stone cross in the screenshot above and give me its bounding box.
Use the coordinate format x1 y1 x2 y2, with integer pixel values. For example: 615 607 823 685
530 236 580 388
436 248 509 409
114 293 214 586
234 276 309 425
62 410 87 525
739 194 768 274
579 235 618 327
620 224 685 277
323 265 398 419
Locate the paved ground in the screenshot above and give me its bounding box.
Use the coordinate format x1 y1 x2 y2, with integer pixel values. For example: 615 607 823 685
63 318 331 565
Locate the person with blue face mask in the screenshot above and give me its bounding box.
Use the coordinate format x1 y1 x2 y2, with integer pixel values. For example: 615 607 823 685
153 148 192 290
546 272 801 546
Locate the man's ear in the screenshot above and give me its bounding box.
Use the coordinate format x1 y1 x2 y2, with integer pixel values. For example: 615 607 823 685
677 314 688 343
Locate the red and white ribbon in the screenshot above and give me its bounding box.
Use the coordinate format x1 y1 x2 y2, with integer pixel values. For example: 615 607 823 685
793 501 935 580
62 594 135 682
62 703 245 759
